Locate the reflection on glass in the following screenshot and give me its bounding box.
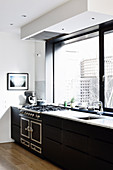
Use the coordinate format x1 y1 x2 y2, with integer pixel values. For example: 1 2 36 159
54 35 99 105
104 31 113 108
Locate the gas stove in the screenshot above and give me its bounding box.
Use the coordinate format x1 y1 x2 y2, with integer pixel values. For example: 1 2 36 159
23 104 66 112
19 104 67 120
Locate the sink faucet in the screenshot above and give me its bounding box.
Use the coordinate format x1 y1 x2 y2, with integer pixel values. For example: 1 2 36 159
93 101 103 115
98 101 103 112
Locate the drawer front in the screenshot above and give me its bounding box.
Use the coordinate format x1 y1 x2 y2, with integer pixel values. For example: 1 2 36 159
43 124 62 143
20 138 30 148
88 124 113 143
42 114 62 128
63 119 88 135
43 138 63 166
63 145 87 170
88 156 113 170
89 138 113 164
63 130 88 152
31 143 42 154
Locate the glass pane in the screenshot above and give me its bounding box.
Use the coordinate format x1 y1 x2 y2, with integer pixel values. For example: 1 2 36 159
54 35 99 106
104 31 113 108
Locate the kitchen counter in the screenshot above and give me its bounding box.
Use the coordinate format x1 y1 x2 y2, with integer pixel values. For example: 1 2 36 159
42 109 113 129
18 104 113 130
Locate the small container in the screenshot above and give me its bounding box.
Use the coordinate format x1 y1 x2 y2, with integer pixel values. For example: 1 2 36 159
64 101 67 107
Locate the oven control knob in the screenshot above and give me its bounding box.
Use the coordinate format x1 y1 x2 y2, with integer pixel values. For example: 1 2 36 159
36 114 40 118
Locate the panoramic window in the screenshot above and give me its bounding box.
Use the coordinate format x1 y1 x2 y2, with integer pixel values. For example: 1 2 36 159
54 34 99 106
104 31 113 108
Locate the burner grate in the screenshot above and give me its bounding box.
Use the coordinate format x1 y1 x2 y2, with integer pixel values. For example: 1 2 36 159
23 105 66 112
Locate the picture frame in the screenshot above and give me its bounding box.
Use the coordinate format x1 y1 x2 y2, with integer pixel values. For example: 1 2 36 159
7 73 29 90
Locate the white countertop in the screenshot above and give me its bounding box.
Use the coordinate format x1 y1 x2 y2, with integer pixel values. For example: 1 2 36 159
42 110 113 129
17 104 113 130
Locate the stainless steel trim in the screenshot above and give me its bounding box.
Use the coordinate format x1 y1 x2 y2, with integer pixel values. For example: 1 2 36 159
30 120 42 144
19 114 42 122
21 138 30 148
31 143 41 154
20 117 30 139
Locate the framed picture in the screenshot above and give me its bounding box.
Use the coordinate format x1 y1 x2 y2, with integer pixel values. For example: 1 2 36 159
7 73 29 90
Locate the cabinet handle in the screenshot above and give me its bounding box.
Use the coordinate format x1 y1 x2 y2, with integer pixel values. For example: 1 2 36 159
30 127 33 133
25 126 30 131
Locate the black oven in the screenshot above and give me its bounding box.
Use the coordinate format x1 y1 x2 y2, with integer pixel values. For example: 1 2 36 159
19 109 42 155
19 105 67 155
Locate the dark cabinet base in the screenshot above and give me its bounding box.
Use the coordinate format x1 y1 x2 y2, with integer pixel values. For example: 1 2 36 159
43 138 62 166
11 125 20 143
63 146 87 170
88 156 113 170
43 115 113 170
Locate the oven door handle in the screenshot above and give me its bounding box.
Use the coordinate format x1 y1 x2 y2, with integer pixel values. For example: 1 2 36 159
25 126 30 132
30 127 33 133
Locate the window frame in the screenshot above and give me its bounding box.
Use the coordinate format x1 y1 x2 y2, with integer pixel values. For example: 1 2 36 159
53 31 99 105
46 20 113 112
100 22 113 112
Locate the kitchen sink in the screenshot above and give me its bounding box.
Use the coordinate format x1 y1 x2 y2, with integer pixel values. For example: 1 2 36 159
78 116 103 120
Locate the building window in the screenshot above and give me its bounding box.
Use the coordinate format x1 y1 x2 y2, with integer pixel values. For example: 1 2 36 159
54 33 99 105
104 31 113 108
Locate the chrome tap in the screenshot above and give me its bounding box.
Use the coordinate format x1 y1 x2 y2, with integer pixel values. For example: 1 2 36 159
93 101 103 115
98 101 103 112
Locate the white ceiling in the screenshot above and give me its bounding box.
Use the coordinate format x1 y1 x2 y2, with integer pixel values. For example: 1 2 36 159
46 11 113 34
0 0 69 34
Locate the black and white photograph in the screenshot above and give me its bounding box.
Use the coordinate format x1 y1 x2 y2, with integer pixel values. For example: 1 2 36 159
7 73 28 90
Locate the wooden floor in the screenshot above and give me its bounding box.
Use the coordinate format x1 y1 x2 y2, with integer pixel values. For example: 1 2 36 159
0 143 62 170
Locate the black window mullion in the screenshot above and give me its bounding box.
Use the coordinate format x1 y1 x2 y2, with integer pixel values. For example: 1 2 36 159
99 29 104 108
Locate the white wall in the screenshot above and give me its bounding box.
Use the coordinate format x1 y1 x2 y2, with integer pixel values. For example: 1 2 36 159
0 32 35 143
35 41 46 100
35 41 45 82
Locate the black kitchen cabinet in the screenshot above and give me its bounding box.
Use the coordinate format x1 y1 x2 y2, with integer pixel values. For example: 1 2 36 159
42 114 113 170
63 145 87 170
43 114 63 166
87 124 113 170
62 119 88 170
42 115 88 169
11 107 20 143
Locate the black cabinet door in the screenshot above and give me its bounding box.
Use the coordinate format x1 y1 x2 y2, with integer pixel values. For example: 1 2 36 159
11 107 20 126
88 156 113 170
31 120 42 144
62 145 87 170
11 125 20 143
42 114 62 128
63 130 88 153
43 124 62 143
20 117 30 139
43 138 63 167
11 107 20 142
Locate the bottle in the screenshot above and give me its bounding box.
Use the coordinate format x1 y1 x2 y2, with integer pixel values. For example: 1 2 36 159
64 101 67 107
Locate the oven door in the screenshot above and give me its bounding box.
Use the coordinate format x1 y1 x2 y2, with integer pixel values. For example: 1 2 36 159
30 120 42 144
20 117 30 139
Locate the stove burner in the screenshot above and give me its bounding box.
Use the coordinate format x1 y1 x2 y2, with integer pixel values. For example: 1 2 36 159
23 105 66 112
